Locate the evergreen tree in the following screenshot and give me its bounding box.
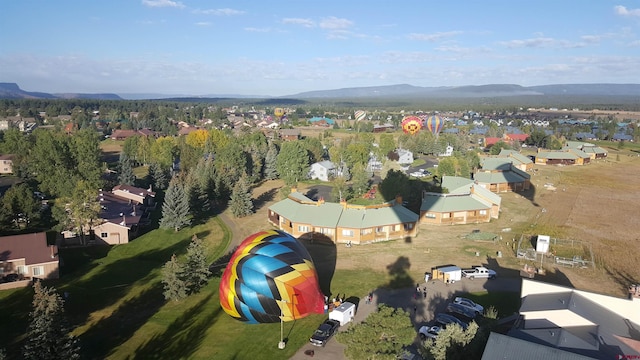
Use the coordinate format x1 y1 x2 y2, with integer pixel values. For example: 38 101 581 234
118 152 136 186
187 182 210 221
264 141 279 180
229 176 254 218
148 162 170 190
23 282 80 360
161 254 187 301
276 141 309 186
159 178 191 232
350 162 370 197
184 235 211 294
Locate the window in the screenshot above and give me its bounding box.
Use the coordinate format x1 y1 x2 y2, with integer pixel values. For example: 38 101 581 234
341 229 354 237
32 266 44 276
17 266 26 274
425 213 436 219
361 229 372 235
393 225 401 231
443 213 451 218
404 223 413 230
101 232 108 238
298 225 310 233
376 226 385 233
479 210 487 215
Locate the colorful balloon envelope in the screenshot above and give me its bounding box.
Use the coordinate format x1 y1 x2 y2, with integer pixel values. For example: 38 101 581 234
354 110 366 122
401 116 423 135
425 115 444 136
219 230 326 324
274 108 285 118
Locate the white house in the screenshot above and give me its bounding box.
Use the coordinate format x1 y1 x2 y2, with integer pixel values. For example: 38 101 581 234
396 149 414 164
308 161 338 182
439 145 454 157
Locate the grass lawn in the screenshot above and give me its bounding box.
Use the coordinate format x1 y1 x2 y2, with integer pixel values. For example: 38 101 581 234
464 291 521 319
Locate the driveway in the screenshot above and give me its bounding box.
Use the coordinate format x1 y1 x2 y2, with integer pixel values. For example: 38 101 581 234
290 276 521 360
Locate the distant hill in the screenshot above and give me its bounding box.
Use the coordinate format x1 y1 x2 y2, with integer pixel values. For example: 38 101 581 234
0 83 122 100
2 82 640 101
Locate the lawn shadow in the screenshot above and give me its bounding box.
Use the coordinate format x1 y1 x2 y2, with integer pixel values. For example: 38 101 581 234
79 279 165 359
130 293 219 360
0 286 36 358
603 265 639 296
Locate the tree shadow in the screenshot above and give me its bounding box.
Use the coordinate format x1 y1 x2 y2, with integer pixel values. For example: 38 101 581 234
603 265 638 296
253 188 278 211
79 280 165 359
130 294 219 360
386 256 415 289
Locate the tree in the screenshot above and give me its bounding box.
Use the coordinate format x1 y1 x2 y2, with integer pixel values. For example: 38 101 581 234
62 180 101 246
23 282 80 360
276 141 309 186
161 254 187 301
159 178 191 232
118 152 136 186
0 183 40 229
147 162 170 190
264 141 279 180
229 176 253 218
421 321 479 360
378 170 409 201
336 304 415 360
350 162 370 197
184 235 211 294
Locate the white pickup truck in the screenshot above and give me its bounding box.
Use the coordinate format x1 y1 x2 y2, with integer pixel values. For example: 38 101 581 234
461 266 496 280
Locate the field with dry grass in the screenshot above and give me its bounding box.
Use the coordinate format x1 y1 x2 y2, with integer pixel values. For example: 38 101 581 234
237 147 640 298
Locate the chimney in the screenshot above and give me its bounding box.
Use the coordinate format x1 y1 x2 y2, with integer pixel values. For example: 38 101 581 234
340 198 347 208
317 197 324 206
291 186 297 193
395 195 403 205
148 184 153 192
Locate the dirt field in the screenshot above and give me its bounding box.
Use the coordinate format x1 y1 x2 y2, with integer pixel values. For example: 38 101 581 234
234 147 640 298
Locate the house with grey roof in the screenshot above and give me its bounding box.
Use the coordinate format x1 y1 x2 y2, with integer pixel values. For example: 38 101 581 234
476 158 531 193
535 148 591 166
308 160 338 182
565 141 607 160
483 279 640 359
268 190 419 244
420 176 501 225
498 149 534 171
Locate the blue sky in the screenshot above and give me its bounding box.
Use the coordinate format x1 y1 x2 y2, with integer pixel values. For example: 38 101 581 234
1 0 640 96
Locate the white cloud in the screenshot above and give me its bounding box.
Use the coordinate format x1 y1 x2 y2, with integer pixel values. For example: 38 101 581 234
282 18 315 27
407 31 462 42
319 16 353 30
614 5 640 17
500 37 593 49
193 8 244 16
195 22 211 27
245 27 271 33
142 0 184 9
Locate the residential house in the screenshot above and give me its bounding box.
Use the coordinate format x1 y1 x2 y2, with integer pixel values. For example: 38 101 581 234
483 279 640 359
535 148 591 166
279 128 301 141
420 176 501 225
308 117 335 127
498 149 534 171
268 190 419 244
395 149 414 164
112 184 156 207
565 141 607 160
0 154 14 174
439 145 454 157
476 158 531 193
110 128 156 141
0 232 59 288
373 123 395 133
308 161 338 182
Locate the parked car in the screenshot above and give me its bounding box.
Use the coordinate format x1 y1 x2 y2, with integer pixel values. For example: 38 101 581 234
418 325 441 341
409 171 425 178
309 319 341 347
446 303 477 322
453 297 484 315
461 266 496 280
2 273 20 283
435 312 468 330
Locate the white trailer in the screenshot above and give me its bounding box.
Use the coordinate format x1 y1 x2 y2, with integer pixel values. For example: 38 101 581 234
329 301 356 326
431 265 462 284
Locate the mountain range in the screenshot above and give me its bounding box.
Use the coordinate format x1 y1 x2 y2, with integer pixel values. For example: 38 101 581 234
2 82 640 101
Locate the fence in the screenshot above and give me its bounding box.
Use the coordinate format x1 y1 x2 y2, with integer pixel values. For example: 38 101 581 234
515 234 595 269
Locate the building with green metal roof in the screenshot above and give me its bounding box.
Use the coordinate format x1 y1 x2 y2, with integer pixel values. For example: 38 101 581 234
420 176 501 225
535 148 591 165
474 160 531 193
267 190 419 245
565 141 608 160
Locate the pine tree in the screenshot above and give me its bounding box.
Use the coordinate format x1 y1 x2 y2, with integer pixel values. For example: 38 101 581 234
161 254 187 301
187 182 210 221
264 141 279 180
118 152 136 186
229 176 253 218
159 178 191 231
23 282 80 360
184 235 211 294
148 162 170 190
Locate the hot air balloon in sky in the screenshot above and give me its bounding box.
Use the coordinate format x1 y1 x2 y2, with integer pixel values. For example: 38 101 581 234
425 115 445 137
401 115 423 135
354 110 366 122
219 230 326 324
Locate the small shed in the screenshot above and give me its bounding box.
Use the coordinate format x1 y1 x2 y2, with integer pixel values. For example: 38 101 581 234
431 265 462 284
329 301 356 326
536 235 550 254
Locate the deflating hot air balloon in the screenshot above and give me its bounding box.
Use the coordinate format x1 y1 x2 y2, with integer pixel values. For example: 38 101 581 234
219 230 326 324
354 110 366 122
425 115 445 137
401 115 423 135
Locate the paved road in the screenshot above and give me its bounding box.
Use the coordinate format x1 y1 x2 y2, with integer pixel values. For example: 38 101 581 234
290 277 521 360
